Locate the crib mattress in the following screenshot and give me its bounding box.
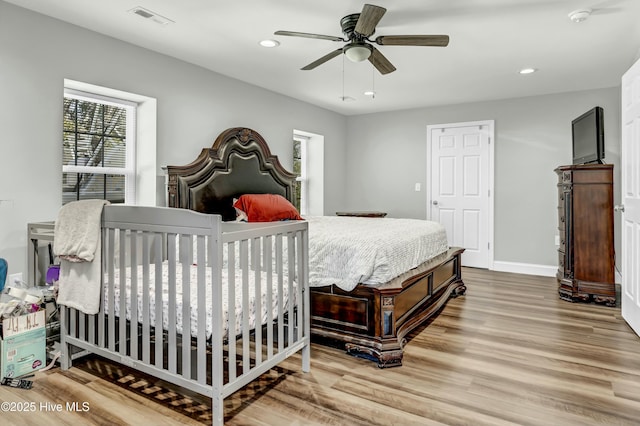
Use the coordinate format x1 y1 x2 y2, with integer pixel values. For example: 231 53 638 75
105 262 294 339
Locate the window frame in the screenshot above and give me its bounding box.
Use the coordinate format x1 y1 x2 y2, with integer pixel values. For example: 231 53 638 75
293 135 309 215
62 88 137 204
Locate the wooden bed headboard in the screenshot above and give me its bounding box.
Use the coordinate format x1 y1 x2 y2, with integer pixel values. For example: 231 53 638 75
166 127 297 219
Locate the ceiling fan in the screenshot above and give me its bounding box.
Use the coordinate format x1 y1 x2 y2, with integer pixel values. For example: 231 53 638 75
274 4 449 75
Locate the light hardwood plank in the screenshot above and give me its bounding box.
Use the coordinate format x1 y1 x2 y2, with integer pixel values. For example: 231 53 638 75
2 268 639 425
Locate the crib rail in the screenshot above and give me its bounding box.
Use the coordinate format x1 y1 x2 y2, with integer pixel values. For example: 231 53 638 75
59 206 310 426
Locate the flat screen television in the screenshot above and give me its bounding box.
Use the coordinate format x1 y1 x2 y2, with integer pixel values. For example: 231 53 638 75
572 106 604 165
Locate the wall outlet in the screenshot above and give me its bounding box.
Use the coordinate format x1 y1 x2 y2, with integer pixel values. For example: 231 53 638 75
554 235 560 246
8 272 23 285
414 183 421 191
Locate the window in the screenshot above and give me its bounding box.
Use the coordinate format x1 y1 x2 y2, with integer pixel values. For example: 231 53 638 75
292 136 308 214
62 90 136 205
293 130 324 216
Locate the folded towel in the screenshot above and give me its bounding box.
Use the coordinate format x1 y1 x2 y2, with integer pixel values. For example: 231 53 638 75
54 199 109 314
54 199 109 262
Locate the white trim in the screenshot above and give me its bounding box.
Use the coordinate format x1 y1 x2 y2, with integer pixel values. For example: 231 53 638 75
64 88 138 108
492 261 622 282
426 120 495 269
63 165 131 175
492 261 558 277
293 135 309 215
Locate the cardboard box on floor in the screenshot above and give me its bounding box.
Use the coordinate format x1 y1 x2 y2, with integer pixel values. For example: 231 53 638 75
1 310 46 380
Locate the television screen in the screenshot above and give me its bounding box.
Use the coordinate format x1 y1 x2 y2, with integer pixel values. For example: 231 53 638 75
572 106 604 165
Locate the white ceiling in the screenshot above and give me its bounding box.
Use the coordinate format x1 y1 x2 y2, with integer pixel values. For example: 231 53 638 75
7 0 640 115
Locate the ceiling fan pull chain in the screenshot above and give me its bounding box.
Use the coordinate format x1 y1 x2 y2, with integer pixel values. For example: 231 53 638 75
342 53 345 101
372 67 375 99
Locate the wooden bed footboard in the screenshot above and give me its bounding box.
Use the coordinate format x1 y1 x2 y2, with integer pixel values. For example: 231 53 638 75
310 247 465 368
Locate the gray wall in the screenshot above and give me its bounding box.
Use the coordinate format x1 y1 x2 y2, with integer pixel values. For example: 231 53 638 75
0 1 624 280
0 2 347 278
346 88 621 268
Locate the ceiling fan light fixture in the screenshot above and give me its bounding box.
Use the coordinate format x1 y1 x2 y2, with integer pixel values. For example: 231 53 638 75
259 39 280 48
344 43 372 62
568 8 592 23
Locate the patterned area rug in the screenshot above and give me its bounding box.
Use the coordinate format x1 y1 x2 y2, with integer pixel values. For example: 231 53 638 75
75 355 292 423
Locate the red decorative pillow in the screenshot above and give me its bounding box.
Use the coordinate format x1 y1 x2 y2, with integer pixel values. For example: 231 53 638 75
233 194 303 222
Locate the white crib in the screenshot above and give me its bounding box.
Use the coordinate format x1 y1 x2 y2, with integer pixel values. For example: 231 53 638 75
59 205 310 425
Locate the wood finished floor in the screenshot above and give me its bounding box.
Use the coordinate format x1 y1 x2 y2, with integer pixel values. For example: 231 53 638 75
2 267 640 425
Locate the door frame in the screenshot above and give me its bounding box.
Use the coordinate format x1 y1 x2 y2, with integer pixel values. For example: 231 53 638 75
426 120 495 269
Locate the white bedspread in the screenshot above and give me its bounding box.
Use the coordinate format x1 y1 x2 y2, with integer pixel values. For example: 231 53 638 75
306 216 448 291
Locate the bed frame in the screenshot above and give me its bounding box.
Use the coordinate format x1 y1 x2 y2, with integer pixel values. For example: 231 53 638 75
60 205 310 425
167 127 465 368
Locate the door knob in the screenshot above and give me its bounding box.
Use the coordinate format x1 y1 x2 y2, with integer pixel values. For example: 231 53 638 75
614 204 625 212
432 200 439 206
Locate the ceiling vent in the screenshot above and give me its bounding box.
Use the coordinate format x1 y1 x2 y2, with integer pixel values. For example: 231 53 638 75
129 6 174 25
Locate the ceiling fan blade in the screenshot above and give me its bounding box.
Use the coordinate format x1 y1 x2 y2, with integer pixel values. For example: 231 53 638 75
354 4 387 37
368 47 396 75
375 35 450 47
301 48 344 70
274 30 344 42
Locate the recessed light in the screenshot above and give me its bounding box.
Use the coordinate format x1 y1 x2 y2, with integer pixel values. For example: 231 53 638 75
259 39 280 48
519 68 537 75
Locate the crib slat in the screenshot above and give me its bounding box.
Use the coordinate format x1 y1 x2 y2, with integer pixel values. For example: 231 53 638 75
296 230 304 342
264 236 274 359
253 237 262 366
181 234 191 379
276 234 284 353
227 241 237 383
108 231 117 351
142 232 151 364
287 233 295 347
240 239 250 375
196 235 207 384
78 312 85 343
99 228 114 349
167 233 177 374
130 231 139 360
118 230 128 355
153 234 163 369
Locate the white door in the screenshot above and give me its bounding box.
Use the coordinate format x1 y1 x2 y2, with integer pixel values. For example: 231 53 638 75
621 58 640 336
428 121 494 268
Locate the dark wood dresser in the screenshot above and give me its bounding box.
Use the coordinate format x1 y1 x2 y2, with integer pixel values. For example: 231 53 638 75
555 164 615 306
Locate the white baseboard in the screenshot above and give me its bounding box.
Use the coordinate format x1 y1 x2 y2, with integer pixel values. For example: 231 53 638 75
491 261 557 277
490 261 623 283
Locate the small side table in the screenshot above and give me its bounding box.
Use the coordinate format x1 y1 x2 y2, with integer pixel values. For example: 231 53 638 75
27 221 55 286
335 211 387 218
